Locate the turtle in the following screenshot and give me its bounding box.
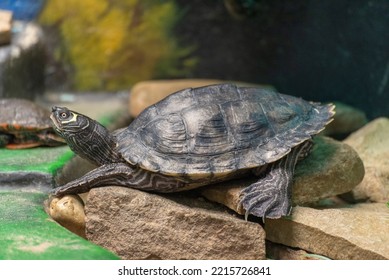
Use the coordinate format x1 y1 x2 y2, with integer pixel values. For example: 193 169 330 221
0 98 65 149
50 84 335 218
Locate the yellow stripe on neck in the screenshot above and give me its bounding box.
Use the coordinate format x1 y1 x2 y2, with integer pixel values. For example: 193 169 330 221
61 113 78 124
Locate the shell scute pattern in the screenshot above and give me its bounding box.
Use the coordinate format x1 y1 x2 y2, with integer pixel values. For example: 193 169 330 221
0 99 52 131
118 84 333 178
154 88 196 115
187 108 233 155
148 113 187 154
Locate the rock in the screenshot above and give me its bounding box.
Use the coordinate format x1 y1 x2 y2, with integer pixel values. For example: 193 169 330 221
48 195 86 238
265 203 389 260
321 101 368 137
201 179 247 215
341 166 388 203
129 79 274 117
0 10 12 45
85 187 265 260
201 136 364 215
343 118 389 202
0 21 45 99
266 241 330 260
292 136 364 204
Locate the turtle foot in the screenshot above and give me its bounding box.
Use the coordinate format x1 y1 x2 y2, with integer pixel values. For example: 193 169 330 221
51 184 80 197
240 142 310 220
240 184 292 220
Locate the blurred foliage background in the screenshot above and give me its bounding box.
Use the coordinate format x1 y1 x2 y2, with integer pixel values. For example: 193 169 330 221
39 0 197 91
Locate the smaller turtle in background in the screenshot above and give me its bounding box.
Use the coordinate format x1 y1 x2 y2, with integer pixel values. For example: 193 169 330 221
0 98 65 149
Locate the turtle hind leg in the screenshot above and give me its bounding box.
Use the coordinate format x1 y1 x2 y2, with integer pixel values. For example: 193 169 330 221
240 141 312 220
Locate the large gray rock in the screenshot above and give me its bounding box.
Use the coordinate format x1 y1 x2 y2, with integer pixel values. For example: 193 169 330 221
0 21 45 99
343 118 389 202
85 187 265 260
201 136 365 215
265 203 389 260
292 136 364 204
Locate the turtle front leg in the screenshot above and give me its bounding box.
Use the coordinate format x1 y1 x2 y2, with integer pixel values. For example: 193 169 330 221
240 141 312 220
52 163 185 196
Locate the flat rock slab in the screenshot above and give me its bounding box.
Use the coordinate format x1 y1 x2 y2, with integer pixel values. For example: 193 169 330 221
0 190 118 259
201 136 364 215
265 203 389 260
86 187 265 260
343 117 389 202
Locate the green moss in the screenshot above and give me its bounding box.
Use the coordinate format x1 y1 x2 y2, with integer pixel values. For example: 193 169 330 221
0 191 119 259
39 0 196 91
0 146 74 174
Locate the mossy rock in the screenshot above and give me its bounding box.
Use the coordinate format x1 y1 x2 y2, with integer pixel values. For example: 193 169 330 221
0 146 73 189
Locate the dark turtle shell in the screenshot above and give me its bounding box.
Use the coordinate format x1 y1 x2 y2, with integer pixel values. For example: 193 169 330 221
117 84 334 180
0 98 64 148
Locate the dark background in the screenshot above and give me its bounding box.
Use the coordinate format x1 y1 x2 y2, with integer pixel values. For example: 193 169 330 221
175 0 389 119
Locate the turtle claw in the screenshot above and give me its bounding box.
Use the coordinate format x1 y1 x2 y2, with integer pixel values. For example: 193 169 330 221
241 191 291 220
49 186 63 197
50 187 61 196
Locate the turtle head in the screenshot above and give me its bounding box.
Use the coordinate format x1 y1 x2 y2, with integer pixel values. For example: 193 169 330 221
50 106 122 165
50 106 80 138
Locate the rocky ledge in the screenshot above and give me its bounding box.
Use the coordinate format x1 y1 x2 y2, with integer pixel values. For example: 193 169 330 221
85 187 265 260
265 203 389 260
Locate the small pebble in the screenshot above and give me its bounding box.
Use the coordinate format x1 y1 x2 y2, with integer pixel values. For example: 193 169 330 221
49 195 86 238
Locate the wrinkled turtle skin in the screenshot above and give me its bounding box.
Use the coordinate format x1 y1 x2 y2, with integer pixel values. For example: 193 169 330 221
50 84 335 219
0 98 65 149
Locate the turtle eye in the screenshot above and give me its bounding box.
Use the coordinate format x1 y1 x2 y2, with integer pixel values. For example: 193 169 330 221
59 112 69 119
